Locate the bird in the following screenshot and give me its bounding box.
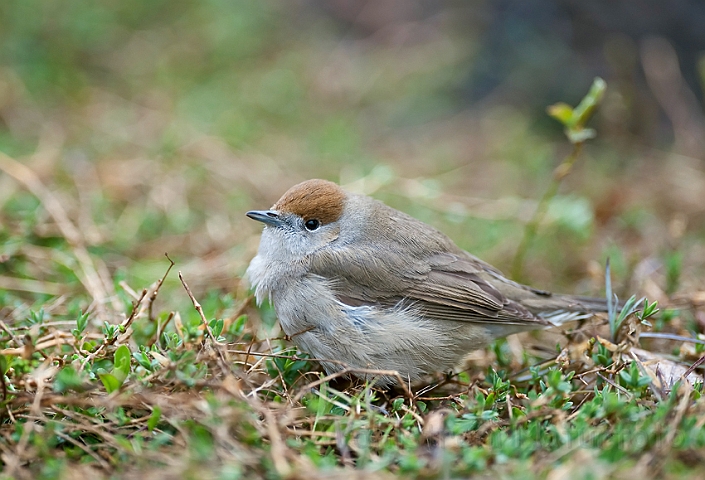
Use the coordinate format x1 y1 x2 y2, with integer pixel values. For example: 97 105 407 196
246 179 608 386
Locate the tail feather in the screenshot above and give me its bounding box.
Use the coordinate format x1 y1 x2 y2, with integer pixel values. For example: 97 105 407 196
559 294 611 312
524 294 614 326
537 310 594 325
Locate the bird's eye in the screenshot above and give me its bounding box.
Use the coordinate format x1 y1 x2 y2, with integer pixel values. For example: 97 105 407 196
304 219 320 231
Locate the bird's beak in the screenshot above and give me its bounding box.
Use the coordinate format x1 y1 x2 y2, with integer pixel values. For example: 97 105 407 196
246 210 285 227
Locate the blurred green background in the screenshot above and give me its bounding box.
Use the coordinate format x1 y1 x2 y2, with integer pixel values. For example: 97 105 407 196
1 0 705 312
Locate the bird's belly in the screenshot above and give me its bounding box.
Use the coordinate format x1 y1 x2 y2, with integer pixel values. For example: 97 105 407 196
270 278 493 386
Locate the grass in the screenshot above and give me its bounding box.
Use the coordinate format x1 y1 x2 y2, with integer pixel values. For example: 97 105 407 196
2 2 705 478
2 147 705 480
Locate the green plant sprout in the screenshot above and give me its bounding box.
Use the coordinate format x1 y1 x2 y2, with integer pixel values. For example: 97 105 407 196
97 345 131 393
512 77 606 281
605 258 660 341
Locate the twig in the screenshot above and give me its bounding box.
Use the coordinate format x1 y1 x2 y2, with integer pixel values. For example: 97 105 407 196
77 289 148 372
640 332 705 345
596 372 633 399
1 337 72 356
681 354 705 380
178 271 220 345
178 271 231 376
400 403 425 428
112 289 148 345
149 254 175 322
0 319 22 348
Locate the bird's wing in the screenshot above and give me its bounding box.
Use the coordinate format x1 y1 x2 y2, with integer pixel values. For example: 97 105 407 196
308 246 549 327
403 253 546 325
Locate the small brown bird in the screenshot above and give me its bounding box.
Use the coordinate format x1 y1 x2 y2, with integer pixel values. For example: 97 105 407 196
246 179 607 386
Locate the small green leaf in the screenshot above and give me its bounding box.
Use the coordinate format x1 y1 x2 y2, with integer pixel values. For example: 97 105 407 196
209 318 224 338
147 406 162 432
641 299 659 319
549 77 605 143
133 351 153 370
572 77 606 127
99 372 122 393
547 102 574 125
28 309 46 325
619 362 651 389
102 322 119 339
114 345 131 381
637 299 659 329
75 311 89 336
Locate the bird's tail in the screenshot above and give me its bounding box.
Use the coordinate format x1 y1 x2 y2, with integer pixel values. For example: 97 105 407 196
558 294 612 312
524 294 613 326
